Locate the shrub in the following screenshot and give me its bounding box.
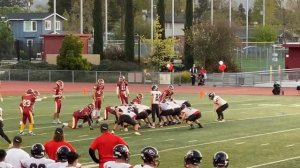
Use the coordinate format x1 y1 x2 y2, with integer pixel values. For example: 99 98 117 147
174 71 191 84
93 59 143 71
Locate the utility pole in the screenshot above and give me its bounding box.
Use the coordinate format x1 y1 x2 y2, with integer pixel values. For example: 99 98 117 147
80 0 83 34
229 0 231 27
151 0 154 43
263 0 265 26
105 0 108 47
210 0 213 25
53 0 57 34
172 0 174 39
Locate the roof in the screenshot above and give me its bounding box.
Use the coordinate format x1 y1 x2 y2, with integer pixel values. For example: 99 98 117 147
283 43 300 48
5 13 67 21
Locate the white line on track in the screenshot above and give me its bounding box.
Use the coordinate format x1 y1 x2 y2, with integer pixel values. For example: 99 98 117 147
246 156 300 168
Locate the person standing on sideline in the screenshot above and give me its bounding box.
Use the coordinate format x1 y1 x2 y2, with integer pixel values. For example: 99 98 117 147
190 64 198 86
198 67 207 85
208 93 229 122
5 136 30 168
150 85 161 125
0 149 13 168
53 80 64 124
0 108 12 147
44 128 75 160
89 123 127 168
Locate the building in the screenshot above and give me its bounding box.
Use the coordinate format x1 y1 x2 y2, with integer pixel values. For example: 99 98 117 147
284 43 300 69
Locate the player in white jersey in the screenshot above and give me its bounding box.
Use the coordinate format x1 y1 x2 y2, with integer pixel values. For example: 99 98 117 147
134 146 160 168
159 100 176 127
208 93 229 122
133 104 154 128
112 105 141 135
21 143 54 168
173 99 191 107
5 136 30 168
168 100 182 124
47 146 81 168
180 105 203 129
104 144 133 168
0 149 13 168
150 85 162 124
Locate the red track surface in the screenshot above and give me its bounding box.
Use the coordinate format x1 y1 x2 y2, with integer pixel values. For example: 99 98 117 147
1 81 299 96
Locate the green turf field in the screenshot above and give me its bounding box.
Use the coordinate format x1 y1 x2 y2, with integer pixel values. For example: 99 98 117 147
1 91 300 168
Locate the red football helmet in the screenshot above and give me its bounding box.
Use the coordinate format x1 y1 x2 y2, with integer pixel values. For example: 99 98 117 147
87 103 95 110
137 93 144 99
26 88 34 95
97 79 104 84
168 85 174 91
33 90 40 97
119 76 125 81
56 80 64 88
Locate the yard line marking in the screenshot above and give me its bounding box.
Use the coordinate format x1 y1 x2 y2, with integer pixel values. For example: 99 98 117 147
242 104 253 106
38 133 48 135
258 104 282 107
188 140 198 143
79 135 88 137
164 139 175 142
261 143 269 146
286 144 295 147
143 138 152 141
235 142 245 145
246 155 300 168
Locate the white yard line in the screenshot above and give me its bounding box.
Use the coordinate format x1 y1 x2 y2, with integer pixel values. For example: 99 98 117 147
188 140 198 143
246 156 300 168
261 143 269 146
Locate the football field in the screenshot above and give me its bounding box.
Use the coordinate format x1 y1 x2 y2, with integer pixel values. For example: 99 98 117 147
1 91 300 168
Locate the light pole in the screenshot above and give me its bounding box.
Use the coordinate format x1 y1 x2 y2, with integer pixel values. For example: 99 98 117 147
210 0 213 25
53 0 56 34
136 34 141 63
263 0 265 26
105 0 108 46
80 0 83 34
151 0 154 43
229 0 231 27
246 0 249 54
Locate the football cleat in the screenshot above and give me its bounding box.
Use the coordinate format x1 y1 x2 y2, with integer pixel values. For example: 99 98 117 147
89 126 94 130
134 132 141 135
19 131 25 135
124 128 128 132
28 132 36 136
111 130 115 134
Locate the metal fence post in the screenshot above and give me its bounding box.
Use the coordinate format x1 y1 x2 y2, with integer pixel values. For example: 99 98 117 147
49 70 51 83
95 71 98 82
72 71 74 83
8 70 10 81
28 70 30 82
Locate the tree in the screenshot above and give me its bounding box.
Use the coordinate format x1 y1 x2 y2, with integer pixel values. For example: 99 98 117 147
251 0 281 26
156 0 165 39
0 6 26 14
194 0 209 22
253 25 277 42
93 0 104 59
57 34 91 70
184 0 194 69
0 0 26 7
187 20 238 72
48 0 72 15
145 17 176 71
0 20 14 60
125 0 134 62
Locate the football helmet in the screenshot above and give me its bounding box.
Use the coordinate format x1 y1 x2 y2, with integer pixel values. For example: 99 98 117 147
168 85 174 91
213 151 229 167
113 144 130 161
31 143 45 159
141 146 160 166
26 88 34 95
208 92 215 100
87 103 95 110
151 85 158 91
137 93 144 99
184 150 202 166
119 76 125 81
56 146 70 162
33 90 40 97
56 80 64 88
97 79 104 84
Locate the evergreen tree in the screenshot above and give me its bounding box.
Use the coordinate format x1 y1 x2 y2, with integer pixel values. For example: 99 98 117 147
156 0 165 39
184 0 194 69
125 0 134 61
93 0 104 59
48 0 72 15
0 21 14 60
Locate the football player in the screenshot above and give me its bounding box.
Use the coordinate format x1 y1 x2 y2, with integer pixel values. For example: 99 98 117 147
159 85 174 102
208 93 229 122
150 85 161 124
116 76 130 105
159 100 175 127
19 88 36 135
133 103 155 128
53 80 64 124
21 143 54 168
131 93 143 104
213 151 229 168
93 79 105 123
112 105 141 135
180 105 203 129
47 146 70 168
134 146 160 168
0 108 12 148
62 103 94 130
103 144 133 168
184 149 202 168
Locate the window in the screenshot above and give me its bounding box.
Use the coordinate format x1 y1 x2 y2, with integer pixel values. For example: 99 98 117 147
45 20 51 30
27 39 33 47
24 21 37 32
55 21 61 30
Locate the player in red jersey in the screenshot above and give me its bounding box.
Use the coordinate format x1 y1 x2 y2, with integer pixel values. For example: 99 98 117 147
131 93 143 104
53 80 64 124
93 79 105 122
159 85 174 102
19 88 36 135
62 103 94 130
116 76 130 105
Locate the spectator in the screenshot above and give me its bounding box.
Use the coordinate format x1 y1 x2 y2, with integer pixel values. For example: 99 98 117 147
0 107 12 148
208 93 229 122
5 136 30 168
184 149 202 168
213 151 229 168
134 146 160 168
190 64 198 86
0 149 13 168
67 151 81 168
198 67 207 85
89 123 127 168
44 127 75 160
103 144 132 168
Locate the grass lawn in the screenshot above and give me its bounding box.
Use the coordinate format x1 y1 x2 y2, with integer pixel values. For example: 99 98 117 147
1 91 300 168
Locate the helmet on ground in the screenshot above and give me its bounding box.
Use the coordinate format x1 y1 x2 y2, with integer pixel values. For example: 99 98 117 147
56 80 64 88
208 92 215 100
184 150 202 166
31 143 45 159
151 85 158 91
168 85 174 91
213 151 229 168
56 146 70 162
97 79 104 84
26 88 34 95
137 93 144 99
113 144 130 161
141 146 160 166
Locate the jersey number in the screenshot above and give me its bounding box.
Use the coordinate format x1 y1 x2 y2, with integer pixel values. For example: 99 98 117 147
29 163 46 168
22 100 31 107
155 94 160 101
